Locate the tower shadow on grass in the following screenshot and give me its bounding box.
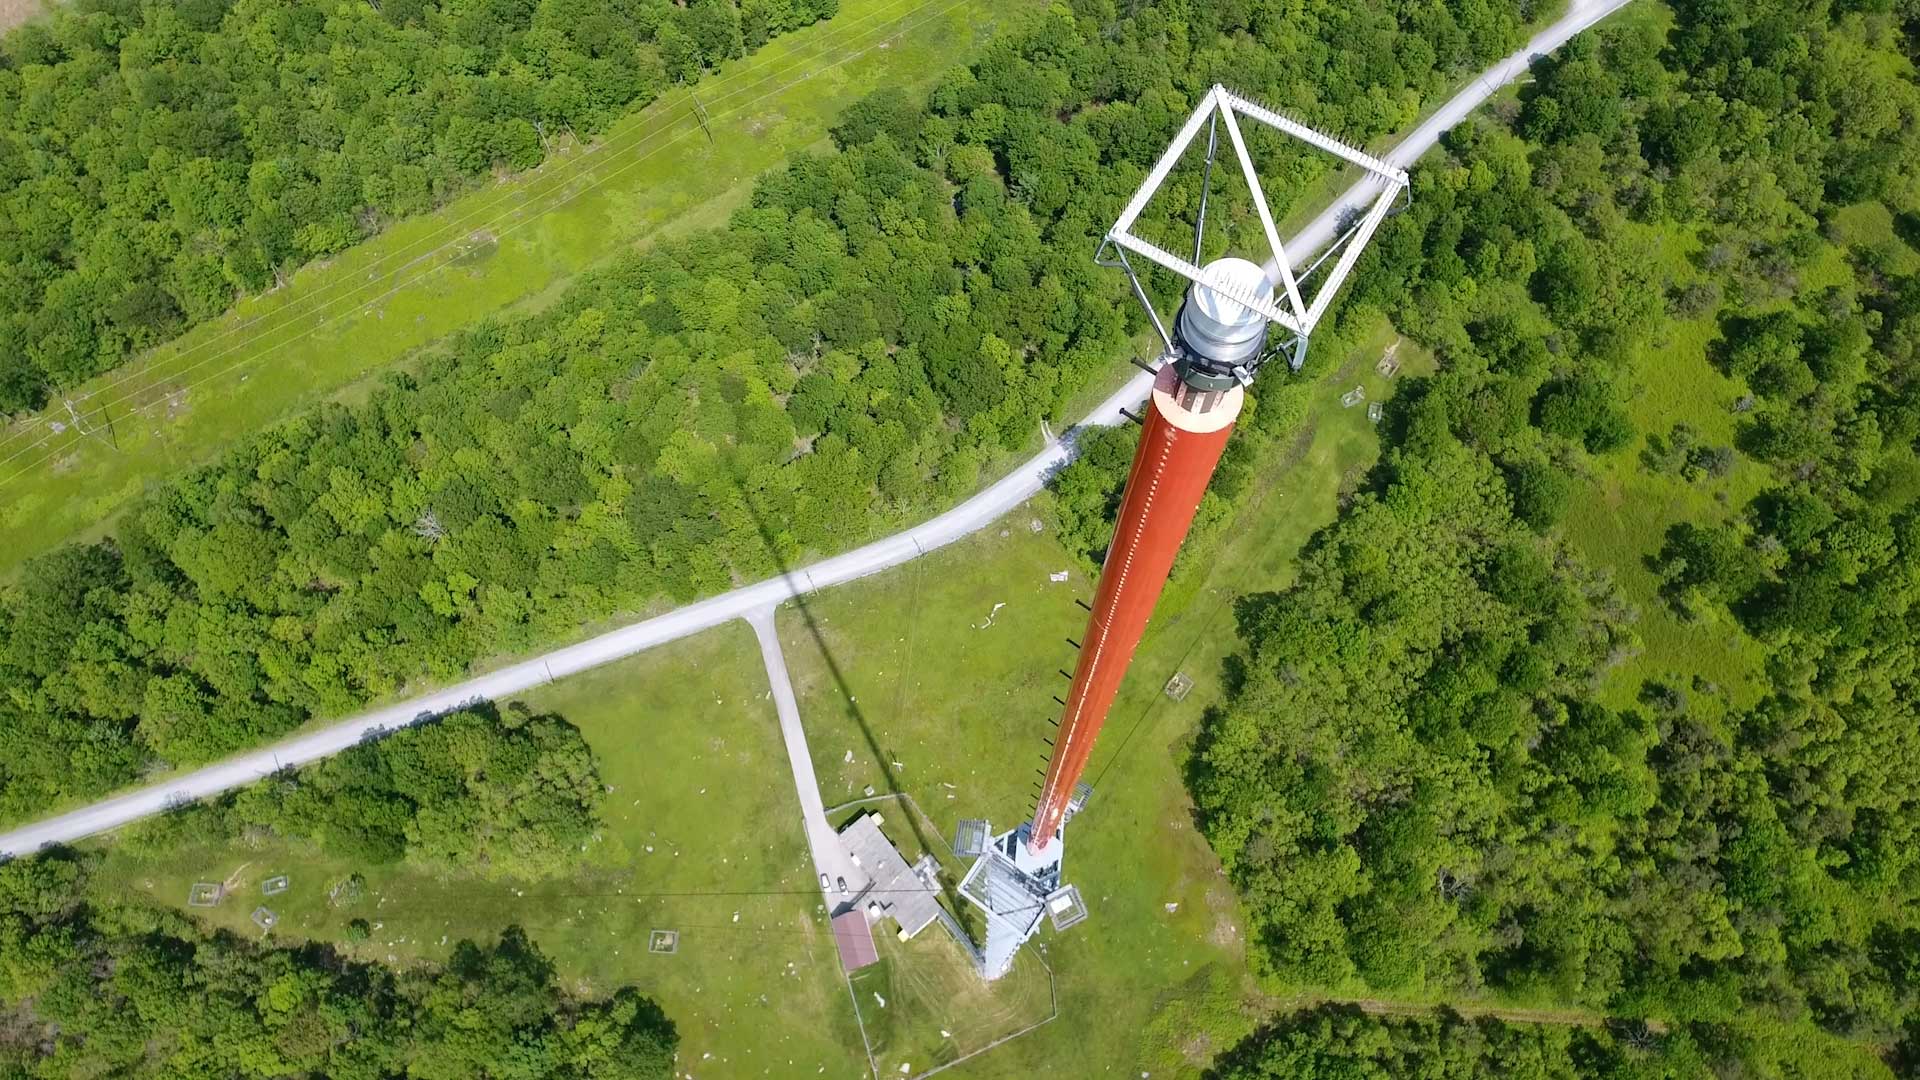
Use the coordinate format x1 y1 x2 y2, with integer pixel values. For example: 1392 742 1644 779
733 485 974 928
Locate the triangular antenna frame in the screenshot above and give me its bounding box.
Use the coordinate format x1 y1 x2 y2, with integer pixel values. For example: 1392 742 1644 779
1095 85 1410 371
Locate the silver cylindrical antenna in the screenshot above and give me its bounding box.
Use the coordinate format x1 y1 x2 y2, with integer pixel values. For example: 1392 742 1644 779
1176 257 1273 369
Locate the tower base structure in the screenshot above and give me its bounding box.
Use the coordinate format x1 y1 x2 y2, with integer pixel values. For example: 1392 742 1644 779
957 787 1092 979
958 822 1064 979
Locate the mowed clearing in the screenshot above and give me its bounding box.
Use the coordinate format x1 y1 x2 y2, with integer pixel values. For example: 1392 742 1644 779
0 0 1035 573
78 323 1433 1080
848 931 1055 1077
84 624 871 1078
777 321 1438 1078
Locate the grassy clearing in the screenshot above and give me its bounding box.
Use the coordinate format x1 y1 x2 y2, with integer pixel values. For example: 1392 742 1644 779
1559 222 1774 713
76 307 1751 1080
85 623 870 1078
1566 352 1773 711
0 0 1035 573
1827 201 1920 275
72 312 1738 1078
776 319 1432 1077
1557 216 1902 717
773 299 1884 1075
848 931 1054 1077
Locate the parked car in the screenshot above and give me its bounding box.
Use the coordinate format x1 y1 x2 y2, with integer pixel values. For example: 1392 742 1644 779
819 873 830 891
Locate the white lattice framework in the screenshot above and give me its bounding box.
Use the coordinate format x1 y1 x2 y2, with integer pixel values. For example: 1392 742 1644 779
1096 85 1411 361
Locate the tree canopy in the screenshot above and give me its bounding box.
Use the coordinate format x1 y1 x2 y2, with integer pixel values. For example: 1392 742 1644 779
1206 1006 1708 1080
0 0 1533 823
0 0 838 412
0 851 674 1078
120 702 604 881
1187 0 1920 1069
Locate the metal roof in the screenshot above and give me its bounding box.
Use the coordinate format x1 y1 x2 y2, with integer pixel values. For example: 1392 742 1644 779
838 812 941 939
831 910 879 972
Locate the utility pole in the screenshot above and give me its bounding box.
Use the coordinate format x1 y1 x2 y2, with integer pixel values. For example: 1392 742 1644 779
690 90 714 145
59 393 118 452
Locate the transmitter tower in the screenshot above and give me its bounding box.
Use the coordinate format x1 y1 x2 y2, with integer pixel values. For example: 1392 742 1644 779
959 86 1409 979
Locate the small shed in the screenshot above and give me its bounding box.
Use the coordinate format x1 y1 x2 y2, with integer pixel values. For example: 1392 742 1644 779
1163 672 1194 701
831 910 879 972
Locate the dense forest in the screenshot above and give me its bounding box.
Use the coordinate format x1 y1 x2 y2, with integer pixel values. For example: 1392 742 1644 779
0 0 838 412
0 851 675 1077
1183 0 1920 1070
122 703 604 881
0 0 1535 822
1205 1006 1704 1079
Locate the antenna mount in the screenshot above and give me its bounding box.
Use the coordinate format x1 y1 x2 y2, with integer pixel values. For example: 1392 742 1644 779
1095 85 1411 386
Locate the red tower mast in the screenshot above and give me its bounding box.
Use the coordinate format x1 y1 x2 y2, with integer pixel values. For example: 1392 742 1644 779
1029 365 1241 848
1026 87 1408 853
955 88 1407 976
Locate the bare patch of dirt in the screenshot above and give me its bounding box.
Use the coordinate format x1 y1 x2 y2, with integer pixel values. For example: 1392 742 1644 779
1205 885 1241 948
1180 1031 1214 1064
1210 915 1240 948
450 231 498 267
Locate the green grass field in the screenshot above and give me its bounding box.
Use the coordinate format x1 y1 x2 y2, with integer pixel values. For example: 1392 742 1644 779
86 623 871 1077
1555 218 1864 716
72 320 1425 1079
0 0 1035 574
848 931 1055 1077
1560 310 1773 713
775 320 1434 1077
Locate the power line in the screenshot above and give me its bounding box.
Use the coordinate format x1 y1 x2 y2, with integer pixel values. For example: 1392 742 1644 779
59 395 118 453
0 0 965 486
0 0 933 462
0 0 944 481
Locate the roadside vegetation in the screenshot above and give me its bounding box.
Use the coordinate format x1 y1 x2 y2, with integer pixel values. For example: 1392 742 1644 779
122 702 604 882
0 0 838 411
0 0 1536 824
20 626 866 1075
